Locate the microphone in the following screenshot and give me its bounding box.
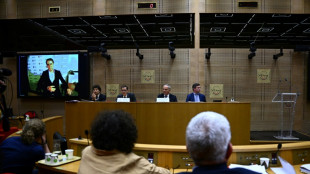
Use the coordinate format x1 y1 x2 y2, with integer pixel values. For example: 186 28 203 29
0 68 12 76
84 130 89 146
277 143 282 155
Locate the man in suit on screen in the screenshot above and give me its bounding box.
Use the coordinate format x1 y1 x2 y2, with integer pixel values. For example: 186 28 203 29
186 83 206 102
36 58 70 97
116 85 136 102
157 84 177 102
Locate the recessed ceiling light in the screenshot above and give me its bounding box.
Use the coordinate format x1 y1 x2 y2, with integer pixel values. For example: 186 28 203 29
257 27 274 32
160 27 176 32
114 28 130 33
210 27 226 32
68 29 86 34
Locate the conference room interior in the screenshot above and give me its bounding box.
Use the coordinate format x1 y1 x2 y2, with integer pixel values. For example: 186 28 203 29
0 0 310 172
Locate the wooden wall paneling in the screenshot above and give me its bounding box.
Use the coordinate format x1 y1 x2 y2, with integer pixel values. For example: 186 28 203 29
264 0 291 13
161 0 190 13
0 1 7 19
205 0 234 13
105 0 133 15
93 0 106 16
305 0 310 13
67 0 93 17
17 0 42 19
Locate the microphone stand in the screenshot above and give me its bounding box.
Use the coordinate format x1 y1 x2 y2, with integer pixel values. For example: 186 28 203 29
84 130 89 146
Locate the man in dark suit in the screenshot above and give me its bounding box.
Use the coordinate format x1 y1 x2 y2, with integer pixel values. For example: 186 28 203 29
36 58 70 97
157 84 177 102
90 85 106 101
186 83 206 102
116 85 136 102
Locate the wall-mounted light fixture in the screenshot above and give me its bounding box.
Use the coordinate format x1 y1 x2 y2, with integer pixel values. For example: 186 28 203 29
168 42 176 58
99 43 111 60
248 42 256 59
273 48 283 60
135 43 143 60
205 48 211 59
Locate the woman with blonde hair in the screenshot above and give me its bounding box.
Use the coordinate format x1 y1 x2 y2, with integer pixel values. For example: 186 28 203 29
0 119 50 174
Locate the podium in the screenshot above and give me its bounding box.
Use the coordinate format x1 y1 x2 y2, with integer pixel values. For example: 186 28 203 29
272 93 298 140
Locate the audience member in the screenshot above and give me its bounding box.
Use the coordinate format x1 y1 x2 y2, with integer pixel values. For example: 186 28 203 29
78 110 170 174
157 84 177 102
0 119 50 174
178 111 259 174
90 85 106 101
186 83 206 102
116 85 136 102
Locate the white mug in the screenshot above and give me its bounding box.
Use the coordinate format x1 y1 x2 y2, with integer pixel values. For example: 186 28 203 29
45 153 52 164
51 154 59 164
65 149 74 160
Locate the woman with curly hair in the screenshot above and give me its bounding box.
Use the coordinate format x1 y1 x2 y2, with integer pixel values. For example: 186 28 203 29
0 119 50 174
78 110 170 174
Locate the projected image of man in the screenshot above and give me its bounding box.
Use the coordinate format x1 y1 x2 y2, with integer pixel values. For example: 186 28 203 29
36 58 71 97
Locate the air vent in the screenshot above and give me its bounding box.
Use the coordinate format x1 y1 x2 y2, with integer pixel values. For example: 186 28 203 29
257 27 274 32
114 28 130 33
99 16 117 19
238 2 258 7
272 14 291 17
155 14 173 17
215 14 233 17
160 27 176 32
68 29 86 35
210 27 226 32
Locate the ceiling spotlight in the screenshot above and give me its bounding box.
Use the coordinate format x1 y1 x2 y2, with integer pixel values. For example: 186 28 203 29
273 48 283 60
99 43 111 60
248 42 256 59
205 48 211 59
168 42 176 59
135 43 143 60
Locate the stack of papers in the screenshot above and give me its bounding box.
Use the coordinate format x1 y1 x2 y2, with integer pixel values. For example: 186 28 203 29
300 164 310 174
229 164 267 174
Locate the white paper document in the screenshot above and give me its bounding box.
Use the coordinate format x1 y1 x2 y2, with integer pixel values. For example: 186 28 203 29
270 156 296 174
117 98 130 102
229 164 267 174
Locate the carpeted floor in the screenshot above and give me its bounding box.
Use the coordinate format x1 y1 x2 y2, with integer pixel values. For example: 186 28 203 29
250 131 310 141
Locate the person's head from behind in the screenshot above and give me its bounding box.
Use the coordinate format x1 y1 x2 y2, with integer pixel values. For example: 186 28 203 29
186 111 232 166
162 84 171 96
92 85 101 95
46 58 54 72
192 83 201 94
91 110 137 154
21 119 46 145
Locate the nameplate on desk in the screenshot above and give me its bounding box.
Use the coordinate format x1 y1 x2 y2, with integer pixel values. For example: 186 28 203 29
117 98 130 102
156 98 169 102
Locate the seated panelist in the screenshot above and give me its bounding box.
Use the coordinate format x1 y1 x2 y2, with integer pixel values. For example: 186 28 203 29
90 85 106 101
116 85 136 102
186 83 206 102
157 84 177 102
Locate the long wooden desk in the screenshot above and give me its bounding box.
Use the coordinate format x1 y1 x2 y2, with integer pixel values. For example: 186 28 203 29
65 102 251 145
36 160 306 174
